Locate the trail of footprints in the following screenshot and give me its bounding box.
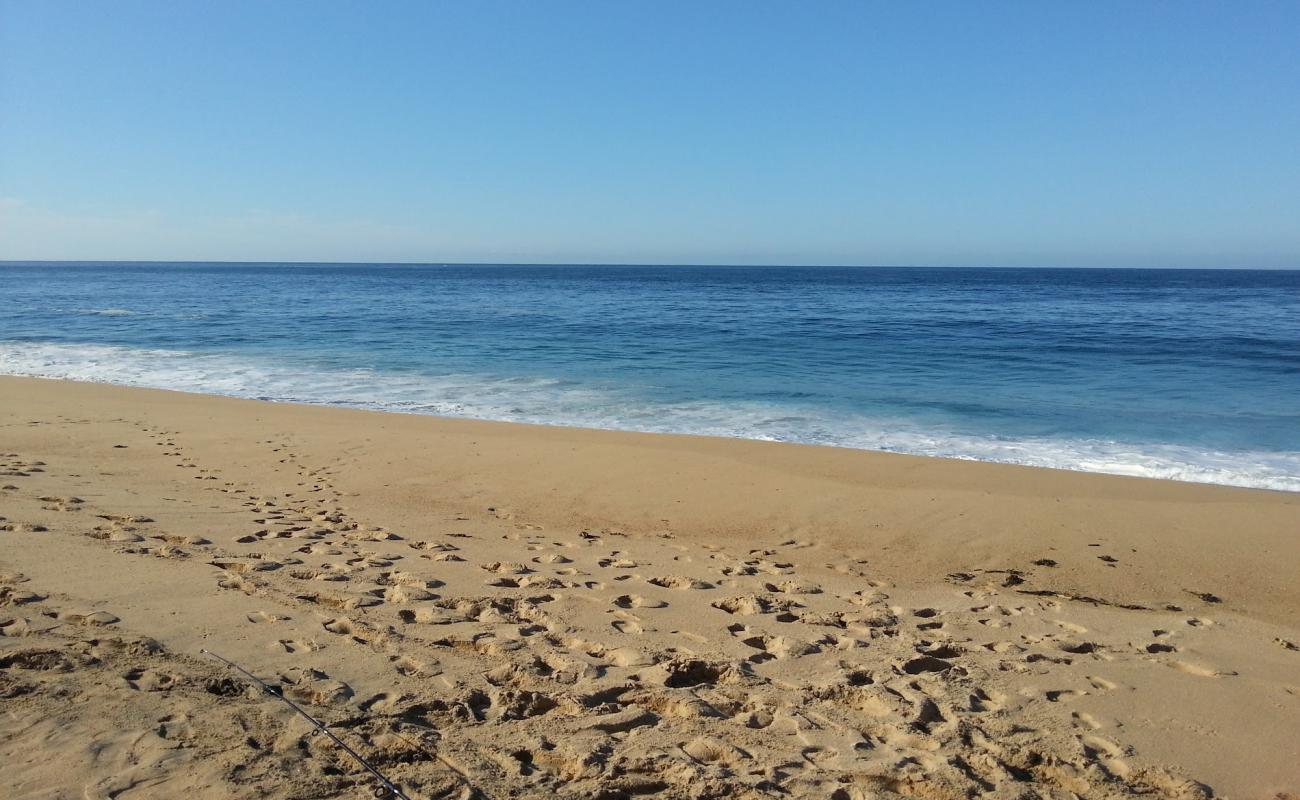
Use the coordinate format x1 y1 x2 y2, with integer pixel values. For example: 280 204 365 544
0 570 469 800
0 439 1258 799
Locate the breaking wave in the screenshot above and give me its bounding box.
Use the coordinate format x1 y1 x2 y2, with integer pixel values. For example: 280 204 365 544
3 341 1296 492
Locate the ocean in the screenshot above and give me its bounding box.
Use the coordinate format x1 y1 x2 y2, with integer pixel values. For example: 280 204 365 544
2 262 1297 491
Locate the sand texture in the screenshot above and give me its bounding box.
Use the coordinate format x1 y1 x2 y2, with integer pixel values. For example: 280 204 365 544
1 376 1298 800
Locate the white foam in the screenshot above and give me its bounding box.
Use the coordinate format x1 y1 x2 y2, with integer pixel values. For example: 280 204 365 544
2 341 1297 492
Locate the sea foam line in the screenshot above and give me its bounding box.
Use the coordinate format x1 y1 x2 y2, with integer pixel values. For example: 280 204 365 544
2 341 1297 492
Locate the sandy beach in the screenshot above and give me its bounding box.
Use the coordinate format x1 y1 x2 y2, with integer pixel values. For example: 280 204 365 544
1 375 1297 799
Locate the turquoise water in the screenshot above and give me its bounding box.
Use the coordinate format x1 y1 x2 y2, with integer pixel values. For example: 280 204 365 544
2 262 1297 490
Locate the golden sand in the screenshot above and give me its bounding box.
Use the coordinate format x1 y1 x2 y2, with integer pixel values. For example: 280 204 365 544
1 376 1297 799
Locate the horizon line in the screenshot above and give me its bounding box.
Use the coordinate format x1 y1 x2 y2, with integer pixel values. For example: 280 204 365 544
3 259 1298 272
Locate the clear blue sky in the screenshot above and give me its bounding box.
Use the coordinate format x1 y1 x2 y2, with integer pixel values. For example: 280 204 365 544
2 1 1298 267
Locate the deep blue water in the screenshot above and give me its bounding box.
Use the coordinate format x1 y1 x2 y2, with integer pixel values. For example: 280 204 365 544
2 262 1298 490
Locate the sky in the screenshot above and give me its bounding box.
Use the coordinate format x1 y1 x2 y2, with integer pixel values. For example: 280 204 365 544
1 1 1298 267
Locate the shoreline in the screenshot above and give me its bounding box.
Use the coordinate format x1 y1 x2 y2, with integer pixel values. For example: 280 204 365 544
2 375 1298 797
3 371 1295 495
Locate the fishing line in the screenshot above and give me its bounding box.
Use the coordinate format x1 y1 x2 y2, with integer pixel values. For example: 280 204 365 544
201 648 413 800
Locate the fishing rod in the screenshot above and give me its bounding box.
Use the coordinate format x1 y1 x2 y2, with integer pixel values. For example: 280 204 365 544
201 648 413 800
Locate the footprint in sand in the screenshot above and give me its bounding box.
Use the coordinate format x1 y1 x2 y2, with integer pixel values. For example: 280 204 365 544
1169 660 1237 678
86 527 144 543
392 655 435 676
1072 710 1104 730
777 538 816 550
298 542 344 556
396 608 447 624
1 522 49 533
343 528 400 542
210 559 280 575
764 579 823 597
0 617 33 636
97 513 154 525
1080 734 1130 774
682 736 748 765
532 553 573 565
322 617 356 635
1046 689 1085 702
39 495 84 511
910 607 946 631
374 584 437 603
598 557 638 569
968 687 1006 712
740 632 818 661
423 552 466 563
213 572 250 590
614 594 667 609
289 568 348 582
51 610 119 627
711 595 795 616
611 612 644 635
283 676 354 706
359 692 403 712
246 611 289 624
123 667 179 692
154 533 211 546
647 576 714 590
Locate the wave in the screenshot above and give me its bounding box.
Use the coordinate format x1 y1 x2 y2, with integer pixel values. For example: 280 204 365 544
84 308 138 317
2 341 1297 492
